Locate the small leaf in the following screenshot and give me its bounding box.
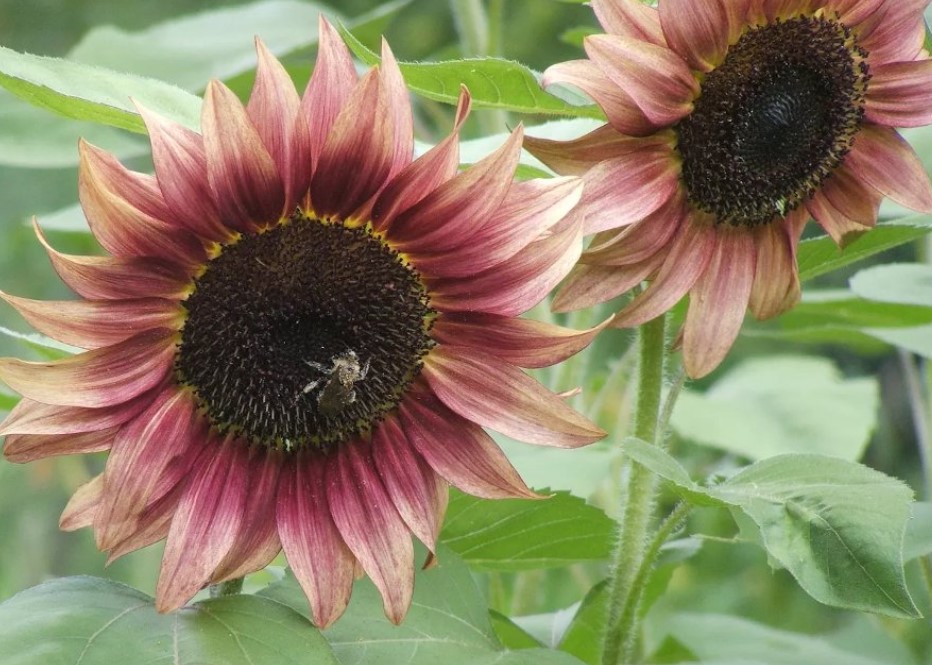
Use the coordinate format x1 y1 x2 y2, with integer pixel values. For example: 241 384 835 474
707 455 918 618
440 489 615 570
618 437 723 507
337 25 604 118
663 613 903 665
0 576 339 665
0 45 202 132
671 356 878 462
797 215 932 282
490 610 544 649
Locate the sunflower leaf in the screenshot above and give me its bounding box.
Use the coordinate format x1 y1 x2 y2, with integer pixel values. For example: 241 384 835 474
337 24 605 119
0 576 339 664
797 214 932 282
440 489 615 570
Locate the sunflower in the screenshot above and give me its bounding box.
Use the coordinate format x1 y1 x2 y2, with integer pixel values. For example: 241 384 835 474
526 0 932 377
0 18 605 627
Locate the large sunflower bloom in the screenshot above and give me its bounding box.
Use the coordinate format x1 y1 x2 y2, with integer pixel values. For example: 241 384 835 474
526 0 932 377
0 18 604 627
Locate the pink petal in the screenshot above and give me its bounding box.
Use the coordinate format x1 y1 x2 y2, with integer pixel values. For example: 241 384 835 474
552 255 663 312
211 447 284 583
302 16 359 178
410 176 583 278
541 60 657 136
310 69 395 219
819 165 882 226
247 38 306 212
0 392 151 436
0 292 182 350
202 80 285 230
390 126 523 251
0 329 176 408
857 0 927 63
379 40 414 179
94 386 199 550
428 212 582 317
369 88 471 231
4 428 115 463
399 386 540 499
613 216 717 327
843 125 932 213
328 440 414 625
277 453 355 628
135 103 230 242
423 345 605 447
581 192 687 265
34 221 191 301
866 60 932 128
806 189 873 248
659 0 747 72
60 475 104 531
585 34 698 126
372 415 448 552
105 489 179 564
79 141 206 266
682 229 757 378
748 216 803 320
592 0 664 45
524 123 658 176
576 139 681 234
156 438 249 612
432 311 612 368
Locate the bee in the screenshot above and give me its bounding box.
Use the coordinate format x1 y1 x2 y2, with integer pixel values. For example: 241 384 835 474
302 350 370 417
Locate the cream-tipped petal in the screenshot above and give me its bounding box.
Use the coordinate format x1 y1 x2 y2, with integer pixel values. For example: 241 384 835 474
682 229 757 378
592 0 664 44
524 124 656 176
411 176 583 278
248 38 307 211
748 216 803 320
0 329 175 409
585 33 697 126
866 60 932 128
135 102 229 242
310 69 394 219
94 386 198 550
79 141 206 266
399 388 540 499
302 16 359 177
60 475 104 531
372 416 448 552
328 440 414 625
390 126 524 251
0 292 181 350
424 345 605 448
4 428 115 463
202 80 285 230
34 221 191 301
379 39 414 179
156 439 248 612
613 218 716 328
277 453 355 628
432 312 612 369
844 125 932 213
429 213 582 317
0 393 150 436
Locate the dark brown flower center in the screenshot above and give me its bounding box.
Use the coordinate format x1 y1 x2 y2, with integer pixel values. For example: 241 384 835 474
176 212 435 451
675 14 869 226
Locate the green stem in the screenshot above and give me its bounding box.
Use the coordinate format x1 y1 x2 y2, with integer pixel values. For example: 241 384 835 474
601 314 667 665
209 577 244 599
899 349 932 499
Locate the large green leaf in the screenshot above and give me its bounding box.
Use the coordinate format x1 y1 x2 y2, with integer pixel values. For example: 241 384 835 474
671 356 878 462
440 489 615 570
0 44 202 133
797 215 932 283
260 547 587 665
338 25 604 118
850 263 932 307
662 613 900 665
0 576 338 665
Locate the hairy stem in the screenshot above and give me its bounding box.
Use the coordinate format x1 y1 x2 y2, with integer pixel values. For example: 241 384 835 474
209 577 244 599
602 314 667 665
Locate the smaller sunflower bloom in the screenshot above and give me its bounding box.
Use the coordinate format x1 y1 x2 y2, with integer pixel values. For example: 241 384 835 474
0 18 604 627
526 0 932 377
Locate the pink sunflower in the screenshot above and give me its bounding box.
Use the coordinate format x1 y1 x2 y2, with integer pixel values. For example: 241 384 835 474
0 18 605 627
526 0 932 377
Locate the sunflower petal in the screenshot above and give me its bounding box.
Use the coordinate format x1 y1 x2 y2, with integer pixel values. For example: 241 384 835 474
581 193 687 265
424 345 605 447
379 40 414 179
843 125 932 213
552 256 662 312
659 0 744 72
592 0 664 44
524 124 653 176
749 215 804 319
4 428 115 463
866 59 932 128
60 475 104 531
0 393 150 436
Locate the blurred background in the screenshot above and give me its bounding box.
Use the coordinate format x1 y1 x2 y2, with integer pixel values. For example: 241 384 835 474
0 1 931 662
